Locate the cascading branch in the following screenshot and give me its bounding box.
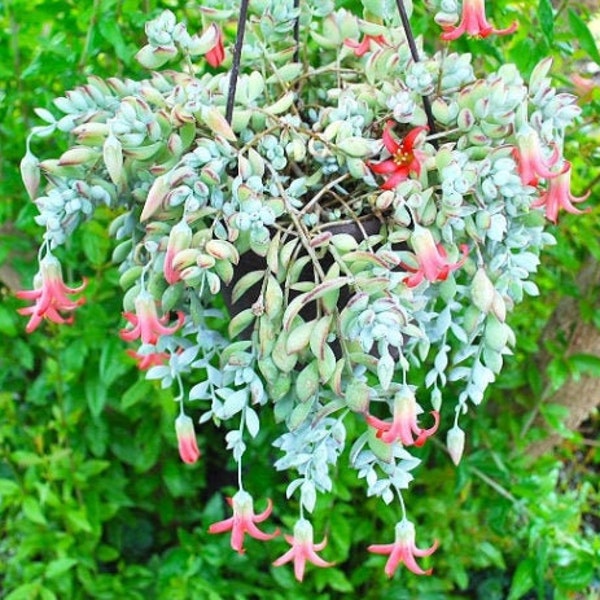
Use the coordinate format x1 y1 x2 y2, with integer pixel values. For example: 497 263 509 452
17 0 590 581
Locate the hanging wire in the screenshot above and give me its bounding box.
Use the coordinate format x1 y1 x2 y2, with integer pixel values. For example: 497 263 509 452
226 0 251 124
227 0 436 135
394 0 437 135
293 0 301 63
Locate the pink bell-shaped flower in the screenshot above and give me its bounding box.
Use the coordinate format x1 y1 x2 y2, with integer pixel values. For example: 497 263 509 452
17 254 86 333
532 161 590 223
368 519 439 577
440 0 517 41
120 290 184 345
208 490 279 554
403 226 469 287
343 33 389 57
513 125 562 186
366 386 440 447
272 518 334 582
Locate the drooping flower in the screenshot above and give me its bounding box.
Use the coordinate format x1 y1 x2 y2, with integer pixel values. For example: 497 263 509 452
403 226 469 287
571 74 598 99
208 490 279 553
532 162 590 223
164 218 192 285
366 386 440 446
205 25 225 68
369 122 428 190
126 348 169 370
343 33 389 57
272 518 334 582
368 519 439 577
513 125 562 186
175 413 201 464
120 290 184 345
16 254 86 333
440 0 517 41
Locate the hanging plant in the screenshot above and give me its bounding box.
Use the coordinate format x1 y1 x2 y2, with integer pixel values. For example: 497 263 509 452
17 0 590 581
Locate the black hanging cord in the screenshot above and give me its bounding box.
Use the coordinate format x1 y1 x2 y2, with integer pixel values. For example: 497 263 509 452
395 0 437 135
227 0 435 134
293 0 301 63
226 0 251 125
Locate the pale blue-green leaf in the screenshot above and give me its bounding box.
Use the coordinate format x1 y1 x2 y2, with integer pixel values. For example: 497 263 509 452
245 407 260 438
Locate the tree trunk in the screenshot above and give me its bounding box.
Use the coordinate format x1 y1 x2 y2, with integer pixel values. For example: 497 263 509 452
527 256 600 458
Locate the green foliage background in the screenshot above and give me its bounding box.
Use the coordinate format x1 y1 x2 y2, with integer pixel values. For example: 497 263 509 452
0 1 599 598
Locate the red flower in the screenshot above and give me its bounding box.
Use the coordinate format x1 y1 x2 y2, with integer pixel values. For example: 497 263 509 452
441 0 517 41
532 162 590 223
369 123 428 190
17 254 86 333
208 490 279 553
205 25 225 68
126 348 169 370
402 226 469 287
175 414 201 464
120 291 184 345
366 386 440 447
571 74 598 99
272 519 334 582
513 125 562 187
343 34 389 57
368 519 439 577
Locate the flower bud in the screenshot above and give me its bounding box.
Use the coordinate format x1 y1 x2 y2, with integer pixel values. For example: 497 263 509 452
447 425 465 466
175 414 201 464
20 149 41 200
204 25 225 68
164 219 193 284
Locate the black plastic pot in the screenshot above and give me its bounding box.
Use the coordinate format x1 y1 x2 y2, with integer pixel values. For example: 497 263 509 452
221 215 385 320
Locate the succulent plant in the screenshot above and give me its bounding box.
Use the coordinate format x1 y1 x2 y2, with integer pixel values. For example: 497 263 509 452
18 0 588 580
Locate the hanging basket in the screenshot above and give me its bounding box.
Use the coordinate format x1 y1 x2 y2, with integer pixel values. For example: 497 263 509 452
221 214 386 318
17 0 589 582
